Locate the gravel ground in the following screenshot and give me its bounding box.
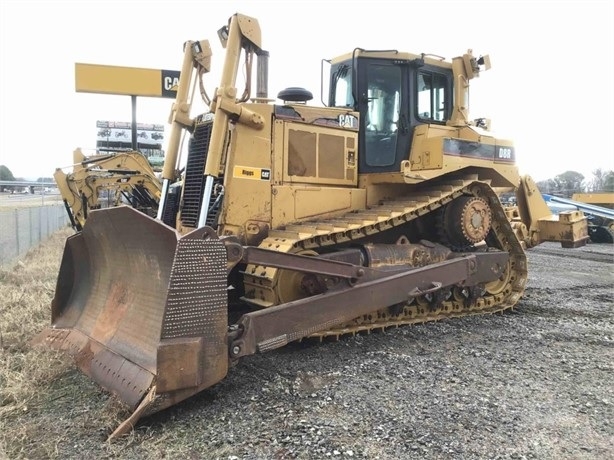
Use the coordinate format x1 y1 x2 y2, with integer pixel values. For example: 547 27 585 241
8 242 614 459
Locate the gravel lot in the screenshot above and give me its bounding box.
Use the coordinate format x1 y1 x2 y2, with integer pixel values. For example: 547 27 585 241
5 241 614 459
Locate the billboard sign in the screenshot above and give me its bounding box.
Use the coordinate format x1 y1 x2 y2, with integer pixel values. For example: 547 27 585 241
76 63 179 98
96 120 165 146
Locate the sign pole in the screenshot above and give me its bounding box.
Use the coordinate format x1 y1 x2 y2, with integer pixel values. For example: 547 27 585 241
131 95 137 151
74 63 180 156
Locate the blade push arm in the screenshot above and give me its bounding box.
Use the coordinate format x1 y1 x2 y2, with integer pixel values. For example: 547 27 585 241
227 248 508 358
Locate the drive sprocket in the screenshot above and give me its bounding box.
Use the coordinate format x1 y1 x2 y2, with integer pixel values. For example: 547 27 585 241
440 195 492 249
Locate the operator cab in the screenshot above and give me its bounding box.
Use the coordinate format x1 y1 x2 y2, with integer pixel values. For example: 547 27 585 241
328 51 453 174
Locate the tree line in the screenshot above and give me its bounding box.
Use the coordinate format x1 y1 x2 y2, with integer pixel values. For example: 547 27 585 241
535 169 614 198
0 165 53 184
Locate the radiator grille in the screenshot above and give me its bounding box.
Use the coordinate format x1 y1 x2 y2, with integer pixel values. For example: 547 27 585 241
181 120 213 227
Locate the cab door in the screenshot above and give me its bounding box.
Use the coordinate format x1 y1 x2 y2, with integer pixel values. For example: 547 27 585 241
357 59 410 174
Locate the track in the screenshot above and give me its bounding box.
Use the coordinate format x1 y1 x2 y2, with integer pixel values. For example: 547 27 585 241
242 175 528 338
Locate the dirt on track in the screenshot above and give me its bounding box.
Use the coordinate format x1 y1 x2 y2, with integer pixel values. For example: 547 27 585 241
1 238 612 460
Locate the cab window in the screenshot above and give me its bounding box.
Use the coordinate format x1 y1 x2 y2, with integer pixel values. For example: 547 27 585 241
365 64 401 167
417 71 448 122
330 64 353 108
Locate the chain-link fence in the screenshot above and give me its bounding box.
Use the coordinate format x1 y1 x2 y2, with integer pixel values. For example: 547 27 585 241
0 204 70 268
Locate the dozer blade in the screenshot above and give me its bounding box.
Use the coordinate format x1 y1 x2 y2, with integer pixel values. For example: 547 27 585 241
33 206 229 428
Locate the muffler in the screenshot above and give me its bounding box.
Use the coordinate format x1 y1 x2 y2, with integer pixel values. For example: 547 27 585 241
33 206 229 435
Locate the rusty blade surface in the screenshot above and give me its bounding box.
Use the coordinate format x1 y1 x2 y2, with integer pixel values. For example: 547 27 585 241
36 206 179 408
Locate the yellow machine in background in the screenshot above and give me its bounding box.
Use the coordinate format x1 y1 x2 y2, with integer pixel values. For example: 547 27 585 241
572 192 614 209
36 13 588 438
54 148 163 231
545 192 614 243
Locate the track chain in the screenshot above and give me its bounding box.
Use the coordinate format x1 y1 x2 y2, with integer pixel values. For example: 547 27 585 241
242 175 527 338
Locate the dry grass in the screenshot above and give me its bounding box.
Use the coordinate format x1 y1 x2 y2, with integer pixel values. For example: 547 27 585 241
0 229 91 458
0 229 74 376
0 226 228 459
0 228 151 459
0 229 72 453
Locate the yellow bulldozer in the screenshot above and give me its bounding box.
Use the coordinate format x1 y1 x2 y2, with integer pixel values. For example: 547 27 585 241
34 13 588 438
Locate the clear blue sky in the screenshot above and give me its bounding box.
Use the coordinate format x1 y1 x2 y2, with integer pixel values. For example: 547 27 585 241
1 0 613 181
